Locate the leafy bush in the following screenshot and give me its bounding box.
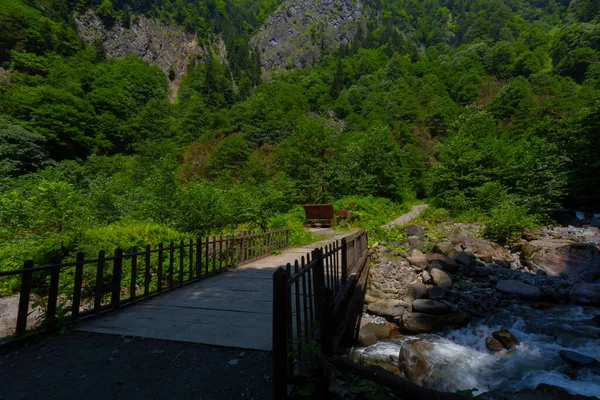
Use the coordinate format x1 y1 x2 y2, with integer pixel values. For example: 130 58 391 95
483 201 537 244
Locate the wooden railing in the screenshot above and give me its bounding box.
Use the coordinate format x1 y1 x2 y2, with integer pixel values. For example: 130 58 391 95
272 229 369 399
0 229 289 341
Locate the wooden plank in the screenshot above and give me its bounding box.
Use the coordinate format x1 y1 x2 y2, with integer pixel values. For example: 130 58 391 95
272 267 289 400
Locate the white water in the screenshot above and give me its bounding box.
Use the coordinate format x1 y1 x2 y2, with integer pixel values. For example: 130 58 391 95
356 305 600 397
576 211 586 220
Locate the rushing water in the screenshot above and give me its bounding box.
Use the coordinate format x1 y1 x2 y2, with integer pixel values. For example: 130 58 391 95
355 305 600 397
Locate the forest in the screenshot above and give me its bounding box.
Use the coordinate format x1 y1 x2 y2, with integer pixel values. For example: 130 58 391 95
0 0 599 285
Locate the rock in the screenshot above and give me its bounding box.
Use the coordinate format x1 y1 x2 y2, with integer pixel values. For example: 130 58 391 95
431 268 453 288
367 300 410 319
412 299 449 315
368 258 419 301
398 341 431 382
476 265 494 277
522 240 600 282
407 254 428 271
492 328 519 350
454 251 474 266
358 331 377 347
559 350 599 367
401 311 471 333
402 224 427 238
432 241 455 257
496 279 544 300
427 253 458 272
485 336 505 352
360 323 391 340
452 236 511 264
569 283 600 306
428 286 447 300
409 282 428 300
421 270 432 284
594 315 600 326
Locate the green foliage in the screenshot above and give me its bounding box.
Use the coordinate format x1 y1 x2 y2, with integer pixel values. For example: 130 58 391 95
483 201 537 244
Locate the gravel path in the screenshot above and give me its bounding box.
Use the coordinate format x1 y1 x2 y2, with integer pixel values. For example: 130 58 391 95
0 331 271 400
382 204 428 229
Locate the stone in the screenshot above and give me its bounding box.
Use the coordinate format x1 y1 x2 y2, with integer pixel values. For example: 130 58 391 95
569 283 600 306
496 279 544 300
432 241 455 257
358 331 377 347
522 240 600 282
398 341 431 382
402 224 427 238
485 336 504 352
559 350 598 367
451 236 511 264
412 299 449 315
427 253 458 272
428 286 447 300
360 323 391 340
401 311 470 333
421 270 432 284
431 268 453 288
476 265 494 277
409 282 428 300
407 254 428 271
367 300 410 319
492 328 519 350
454 251 474 266
594 315 600 326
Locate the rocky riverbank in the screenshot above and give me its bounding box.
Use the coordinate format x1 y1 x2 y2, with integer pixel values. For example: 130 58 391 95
355 220 600 398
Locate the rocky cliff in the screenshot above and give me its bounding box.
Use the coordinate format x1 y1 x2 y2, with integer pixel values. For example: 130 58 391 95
74 12 206 99
251 0 365 71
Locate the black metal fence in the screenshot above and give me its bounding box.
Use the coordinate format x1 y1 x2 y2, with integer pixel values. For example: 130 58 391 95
0 229 289 341
272 229 369 399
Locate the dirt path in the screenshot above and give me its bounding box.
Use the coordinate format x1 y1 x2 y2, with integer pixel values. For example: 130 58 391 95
0 331 271 400
382 203 428 229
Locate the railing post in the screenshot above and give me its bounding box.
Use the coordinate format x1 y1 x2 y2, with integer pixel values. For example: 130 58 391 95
46 262 60 327
95 250 105 311
240 234 246 264
267 232 272 254
16 260 33 335
312 248 334 356
285 229 290 248
111 248 123 309
341 237 348 285
72 252 84 318
272 267 289 400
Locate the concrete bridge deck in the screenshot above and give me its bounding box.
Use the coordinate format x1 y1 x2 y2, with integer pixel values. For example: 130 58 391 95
77 246 317 351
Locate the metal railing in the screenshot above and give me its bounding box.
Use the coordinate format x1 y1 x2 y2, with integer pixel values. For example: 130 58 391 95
272 229 369 398
0 229 289 341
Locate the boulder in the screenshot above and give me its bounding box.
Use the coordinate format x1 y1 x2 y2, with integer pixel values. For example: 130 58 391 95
476 265 494 277
412 299 450 315
407 254 428 271
358 331 377 347
402 224 427 238
496 279 544 300
569 283 600 306
433 241 455 258
431 268 453 288
428 286 447 300
398 341 431 382
485 336 504 352
559 350 599 367
427 253 458 272
454 251 474 266
593 315 600 327
401 311 471 333
492 328 519 350
367 299 410 319
522 240 600 282
360 323 391 340
409 282 428 300
452 236 511 264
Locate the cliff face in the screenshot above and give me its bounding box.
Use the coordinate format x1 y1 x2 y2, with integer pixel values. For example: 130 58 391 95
251 0 364 72
75 12 206 99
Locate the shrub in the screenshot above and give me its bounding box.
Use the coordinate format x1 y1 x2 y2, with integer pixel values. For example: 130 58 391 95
483 201 536 244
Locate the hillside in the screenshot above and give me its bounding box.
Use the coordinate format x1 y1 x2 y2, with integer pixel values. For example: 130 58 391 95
0 0 599 272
